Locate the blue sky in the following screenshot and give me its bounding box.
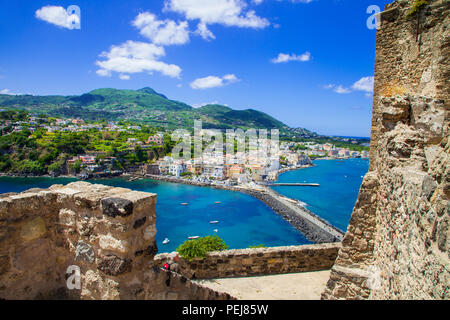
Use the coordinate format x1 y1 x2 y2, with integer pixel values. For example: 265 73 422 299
0 0 392 137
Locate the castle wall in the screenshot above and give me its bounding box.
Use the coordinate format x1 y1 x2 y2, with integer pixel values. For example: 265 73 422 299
155 243 340 280
0 182 233 300
322 0 449 300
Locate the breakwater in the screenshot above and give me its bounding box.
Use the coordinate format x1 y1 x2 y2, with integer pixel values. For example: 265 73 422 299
277 164 314 174
144 174 344 243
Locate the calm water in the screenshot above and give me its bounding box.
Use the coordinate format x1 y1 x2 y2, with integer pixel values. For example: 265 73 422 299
0 176 310 252
0 159 368 251
273 158 369 231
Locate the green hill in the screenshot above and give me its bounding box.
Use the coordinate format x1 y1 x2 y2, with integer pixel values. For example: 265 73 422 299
0 87 316 136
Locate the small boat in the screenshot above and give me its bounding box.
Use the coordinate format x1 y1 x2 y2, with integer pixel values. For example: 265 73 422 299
188 236 200 240
213 229 218 233
209 221 219 224
181 203 189 206
162 238 170 245
215 201 221 204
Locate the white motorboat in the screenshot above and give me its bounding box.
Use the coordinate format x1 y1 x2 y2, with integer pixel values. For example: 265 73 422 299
162 238 170 245
210 221 219 224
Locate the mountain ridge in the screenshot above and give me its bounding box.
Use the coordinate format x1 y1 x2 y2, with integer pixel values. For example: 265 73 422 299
0 87 317 137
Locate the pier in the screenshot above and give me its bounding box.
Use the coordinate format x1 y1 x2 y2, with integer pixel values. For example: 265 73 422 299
271 183 320 187
144 174 344 243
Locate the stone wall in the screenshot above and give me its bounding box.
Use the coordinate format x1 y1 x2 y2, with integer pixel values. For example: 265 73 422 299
0 182 234 300
322 0 449 300
147 267 235 300
155 243 340 280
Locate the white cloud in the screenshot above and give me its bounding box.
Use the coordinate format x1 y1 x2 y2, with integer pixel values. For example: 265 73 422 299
195 22 216 40
132 12 190 46
193 101 219 108
0 89 22 95
35 6 80 30
334 85 351 94
271 52 311 63
119 74 130 80
96 41 182 79
352 76 374 93
290 0 313 3
190 74 239 90
165 0 270 29
223 74 238 82
323 76 374 95
252 0 264 4
96 69 111 77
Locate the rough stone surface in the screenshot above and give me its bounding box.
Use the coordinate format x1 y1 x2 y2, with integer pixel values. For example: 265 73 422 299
75 241 95 264
97 254 132 276
0 182 235 300
101 198 134 218
154 243 341 280
20 217 47 242
322 0 449 300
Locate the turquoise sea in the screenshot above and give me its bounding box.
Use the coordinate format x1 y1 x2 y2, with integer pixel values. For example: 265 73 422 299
0 159 368 252
272 158 369 231
0 176 310 252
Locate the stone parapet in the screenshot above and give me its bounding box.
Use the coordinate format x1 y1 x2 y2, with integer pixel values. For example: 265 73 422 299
0 182 234 300
155 243 341 280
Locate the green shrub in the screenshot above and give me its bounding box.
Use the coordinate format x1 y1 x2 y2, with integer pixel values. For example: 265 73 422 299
176 235 228 261
249 244 267 249
407 0 428 17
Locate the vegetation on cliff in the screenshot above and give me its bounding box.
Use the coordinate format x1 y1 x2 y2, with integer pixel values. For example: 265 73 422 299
407 0 428 17
0 111 173 175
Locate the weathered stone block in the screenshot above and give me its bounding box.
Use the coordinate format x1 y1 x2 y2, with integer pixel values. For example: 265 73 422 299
13 239 51 271
59 208 77 227
133 217 146 229
143 225 156 241
101 198 134 218
75 241 95 264
0 255 10 275
97 254 132 276
20 217 47 242
99 234 130 255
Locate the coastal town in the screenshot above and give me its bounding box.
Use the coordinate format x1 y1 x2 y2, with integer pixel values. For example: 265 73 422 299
0 111 369 186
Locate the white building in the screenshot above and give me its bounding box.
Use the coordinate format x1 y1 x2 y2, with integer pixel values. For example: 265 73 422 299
211 166 225 180
169 163 187 177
